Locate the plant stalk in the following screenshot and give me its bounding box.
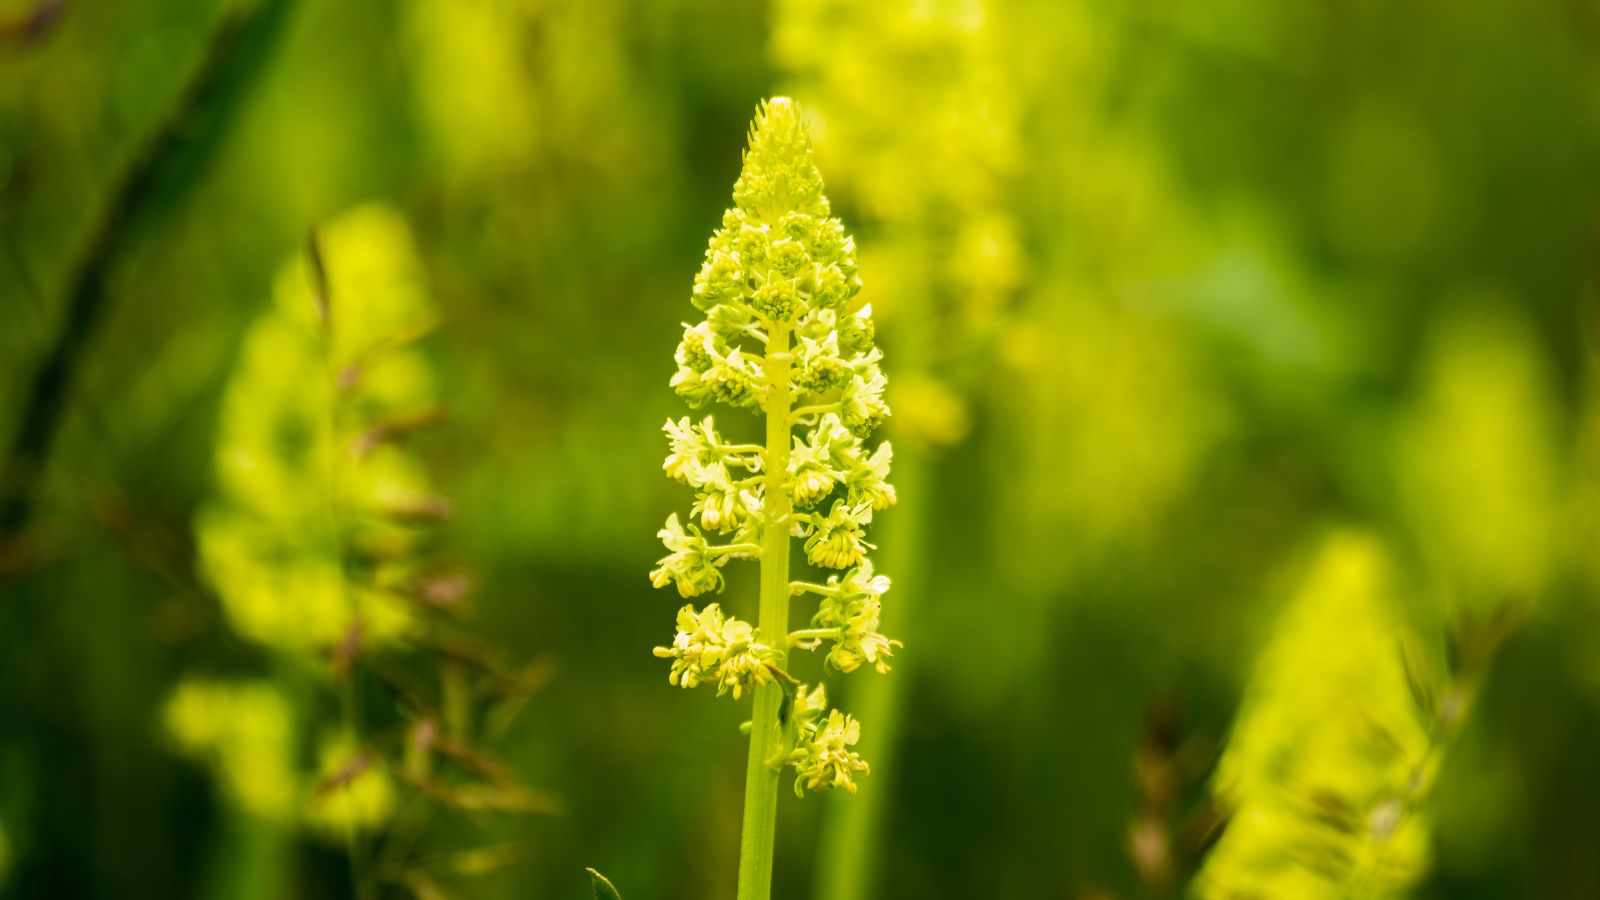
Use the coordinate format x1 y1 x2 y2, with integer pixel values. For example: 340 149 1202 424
736 324 794 900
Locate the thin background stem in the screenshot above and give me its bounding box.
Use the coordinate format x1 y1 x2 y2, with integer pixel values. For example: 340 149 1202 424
0 0 298 551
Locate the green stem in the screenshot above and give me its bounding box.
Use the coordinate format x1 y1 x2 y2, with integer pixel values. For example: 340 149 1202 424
791 403 839 420
787 628 841 646
737 324 794 900
710 543 764 558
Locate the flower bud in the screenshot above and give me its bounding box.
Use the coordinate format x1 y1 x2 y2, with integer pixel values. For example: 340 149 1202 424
676 322 720 373
751 278 803 323
693 252 745 310
805 500 874 570
838 305 876 354
788 709 868 796
733 98 827 216
767 238 809 278
810 264 855 310
706 350 758 408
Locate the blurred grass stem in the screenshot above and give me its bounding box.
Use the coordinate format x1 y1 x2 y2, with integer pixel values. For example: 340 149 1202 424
0 0 296 549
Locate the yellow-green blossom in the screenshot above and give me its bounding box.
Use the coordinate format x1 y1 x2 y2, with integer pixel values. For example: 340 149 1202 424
652 603 778 699
811 561 899 675
804 500 876 570
649 513 750 597
306 733 398 837
1195 534 1442 899
788 709 869 797
197 204 434 653
164 679 298 822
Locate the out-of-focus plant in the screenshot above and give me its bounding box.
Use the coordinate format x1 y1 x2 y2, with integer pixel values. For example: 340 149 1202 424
1397 301 1565 612
1194 532 1511 899
198 206 441 656
1121 698 1217 896
403 0 667 187
772 4 1021 896
646 98 894 900
774 0 1021 446
168 205 549 899
990 1 1225 585
0 815 10 892
164 679 300 825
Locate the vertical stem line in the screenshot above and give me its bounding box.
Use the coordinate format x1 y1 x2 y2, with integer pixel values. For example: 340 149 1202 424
737 323 794 900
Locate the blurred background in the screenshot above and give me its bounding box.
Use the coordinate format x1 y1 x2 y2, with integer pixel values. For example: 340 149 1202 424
2 0 1599 897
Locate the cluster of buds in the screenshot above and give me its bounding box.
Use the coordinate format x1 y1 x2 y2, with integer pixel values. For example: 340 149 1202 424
652 603 779 699
650 98 894 797
784 684 869 797
795 561 899 675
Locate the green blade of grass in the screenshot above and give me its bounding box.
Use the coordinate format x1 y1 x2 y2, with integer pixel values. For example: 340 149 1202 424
586 868 622 900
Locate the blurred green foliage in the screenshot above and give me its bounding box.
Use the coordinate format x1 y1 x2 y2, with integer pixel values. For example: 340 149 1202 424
3 0 1600 898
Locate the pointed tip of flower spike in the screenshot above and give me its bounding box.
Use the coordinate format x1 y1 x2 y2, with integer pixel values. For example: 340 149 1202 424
734 97 827 217
750 96 802 142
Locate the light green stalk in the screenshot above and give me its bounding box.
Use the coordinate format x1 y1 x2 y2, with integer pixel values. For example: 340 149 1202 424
737 326 794 900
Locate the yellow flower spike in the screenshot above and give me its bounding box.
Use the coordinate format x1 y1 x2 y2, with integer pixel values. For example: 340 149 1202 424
1196 533 1446 899
648 98 894 900
198 204 436 653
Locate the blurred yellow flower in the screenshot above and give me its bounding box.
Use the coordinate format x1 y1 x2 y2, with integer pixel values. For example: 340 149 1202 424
306 734 397 837
1198 533 1439 899
198 204 438 653
1398 300 1565 612
164 679 298 823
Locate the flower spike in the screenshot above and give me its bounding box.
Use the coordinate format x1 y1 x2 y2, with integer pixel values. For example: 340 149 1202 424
646 98 896 898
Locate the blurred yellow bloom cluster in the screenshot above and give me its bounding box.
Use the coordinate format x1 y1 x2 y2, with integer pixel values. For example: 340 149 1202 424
173 204 444 831
1399 304 1564 612
1197 534 1441 899
197 205 440 653
306 734 399 837
164 680 299 823
164 679 396 833
775 0 1022 450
